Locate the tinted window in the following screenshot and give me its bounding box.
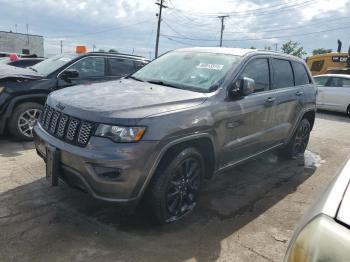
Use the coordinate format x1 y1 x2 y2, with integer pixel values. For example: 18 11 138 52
311 60 324 71
9 60 41 68
292 62 310 85
342 78 350 88
272 59 294 89
69 56 105 78
240 58 270 92
328 77 350 87
134 60 148 70
109 58 135 76
314 76 328 86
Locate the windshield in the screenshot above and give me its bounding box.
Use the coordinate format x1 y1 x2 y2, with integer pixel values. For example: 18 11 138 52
132 51 241 92
31 54 77 76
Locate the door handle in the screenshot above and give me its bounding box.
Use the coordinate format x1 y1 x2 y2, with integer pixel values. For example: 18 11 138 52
265 97 276 103
296 91 304 96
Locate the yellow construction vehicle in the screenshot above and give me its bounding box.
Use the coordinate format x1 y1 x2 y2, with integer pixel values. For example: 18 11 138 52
306 40 350 76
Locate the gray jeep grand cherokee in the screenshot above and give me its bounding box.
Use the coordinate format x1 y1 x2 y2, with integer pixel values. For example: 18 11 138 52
34 47 316 224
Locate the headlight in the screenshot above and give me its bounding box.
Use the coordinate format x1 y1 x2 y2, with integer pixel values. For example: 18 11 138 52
285 215 350 262
95 124 146 143
0 86 4 95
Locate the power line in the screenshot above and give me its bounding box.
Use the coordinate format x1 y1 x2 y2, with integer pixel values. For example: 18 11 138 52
224 16 350 34
54 19 154 39
167 0 314 18
160 23 350 42
161 15 350 43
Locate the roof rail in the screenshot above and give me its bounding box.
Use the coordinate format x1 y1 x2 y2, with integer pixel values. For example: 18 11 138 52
88 51 147 59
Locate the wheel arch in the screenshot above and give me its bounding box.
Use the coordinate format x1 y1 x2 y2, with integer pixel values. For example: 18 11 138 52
4 94 47 118
303 110 316 130
137 134 217 200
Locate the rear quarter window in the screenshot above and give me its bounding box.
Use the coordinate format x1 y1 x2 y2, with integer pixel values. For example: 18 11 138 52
292 61 311 85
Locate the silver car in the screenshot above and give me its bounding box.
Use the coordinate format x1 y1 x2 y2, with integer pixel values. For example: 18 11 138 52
284 159 350 261
314 74 350 116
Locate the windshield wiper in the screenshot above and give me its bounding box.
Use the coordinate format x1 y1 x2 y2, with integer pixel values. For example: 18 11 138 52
146 80 182 89
28 67 38 72
125 75 145 82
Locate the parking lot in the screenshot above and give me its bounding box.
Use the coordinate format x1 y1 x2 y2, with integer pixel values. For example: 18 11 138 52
0 111 349 262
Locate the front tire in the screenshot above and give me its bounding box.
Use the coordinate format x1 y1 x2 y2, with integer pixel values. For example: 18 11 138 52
347 105 350 117
147 147 204 224
282 118 311 159
8 102 43 141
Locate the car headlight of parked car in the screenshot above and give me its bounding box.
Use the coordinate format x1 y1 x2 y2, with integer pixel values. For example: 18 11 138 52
285 215 350 262
95 125 146 142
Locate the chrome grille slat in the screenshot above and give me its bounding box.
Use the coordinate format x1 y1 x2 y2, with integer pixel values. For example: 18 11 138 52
65 118 80 142
78 122 94 145
49 111 60 134
44 107 54 130
40 105 94 147
40 105 48 124
56 114 68 138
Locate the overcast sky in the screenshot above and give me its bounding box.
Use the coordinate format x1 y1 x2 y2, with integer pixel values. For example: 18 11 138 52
0 0 349 58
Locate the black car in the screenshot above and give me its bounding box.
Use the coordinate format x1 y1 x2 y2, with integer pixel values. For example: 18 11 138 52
0 52 149 140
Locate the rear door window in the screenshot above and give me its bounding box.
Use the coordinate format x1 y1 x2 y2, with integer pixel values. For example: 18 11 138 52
272 59 294 89
327 77 343 87
108 58 135 76
240 58 270 92
292 62 310 85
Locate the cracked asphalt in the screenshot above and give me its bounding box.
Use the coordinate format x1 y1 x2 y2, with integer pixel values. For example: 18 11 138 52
0 111 349 262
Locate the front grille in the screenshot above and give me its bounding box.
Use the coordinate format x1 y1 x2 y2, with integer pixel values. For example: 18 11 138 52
39 105 95 147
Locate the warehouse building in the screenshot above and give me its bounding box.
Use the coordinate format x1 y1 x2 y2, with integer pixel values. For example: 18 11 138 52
0 31 44 57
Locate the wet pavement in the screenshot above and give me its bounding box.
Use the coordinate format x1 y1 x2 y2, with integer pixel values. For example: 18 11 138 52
0 111 349 262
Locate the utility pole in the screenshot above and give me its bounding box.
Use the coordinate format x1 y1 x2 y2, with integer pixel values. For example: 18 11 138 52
60 40 63 54
26 24 29 45
154 0 167 59
218 15 229 47
273 43 278 52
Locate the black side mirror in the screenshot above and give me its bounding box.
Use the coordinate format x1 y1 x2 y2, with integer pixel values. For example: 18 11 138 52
229 77 256 98
60 69 79 80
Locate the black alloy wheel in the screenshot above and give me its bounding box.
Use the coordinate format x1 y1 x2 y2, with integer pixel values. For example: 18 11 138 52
165 157 201 220
147 147 204 224
292 119 311 156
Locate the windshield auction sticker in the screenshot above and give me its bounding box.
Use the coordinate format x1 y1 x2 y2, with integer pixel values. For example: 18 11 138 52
197 63 224 70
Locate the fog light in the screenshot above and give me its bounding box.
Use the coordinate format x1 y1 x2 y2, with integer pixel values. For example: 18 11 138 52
93 166 122 180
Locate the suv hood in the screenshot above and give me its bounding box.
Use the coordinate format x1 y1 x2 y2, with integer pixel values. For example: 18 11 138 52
47 79 207 125
0 63 42 80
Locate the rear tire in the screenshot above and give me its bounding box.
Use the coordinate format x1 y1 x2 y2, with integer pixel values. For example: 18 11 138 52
347 105 350 117
147 147 204 225
281 118 311 159
8 102 43 141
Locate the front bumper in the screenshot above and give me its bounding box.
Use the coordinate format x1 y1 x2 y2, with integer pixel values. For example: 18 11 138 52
34 123 160 203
